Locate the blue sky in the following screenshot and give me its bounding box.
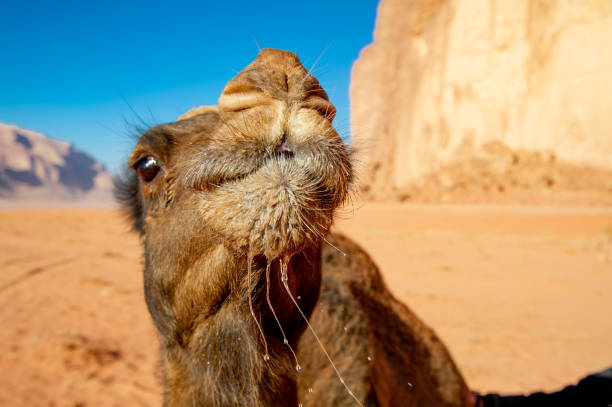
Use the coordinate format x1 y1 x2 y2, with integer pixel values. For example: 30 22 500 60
0 1 378 173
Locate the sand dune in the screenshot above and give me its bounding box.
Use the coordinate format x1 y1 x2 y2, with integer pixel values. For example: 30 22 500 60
1 205 611 405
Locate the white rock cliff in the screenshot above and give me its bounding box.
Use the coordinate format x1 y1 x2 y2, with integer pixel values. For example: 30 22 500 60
351 0 612 204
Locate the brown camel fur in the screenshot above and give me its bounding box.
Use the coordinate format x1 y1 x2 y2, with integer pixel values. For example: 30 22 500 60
116 49 470 407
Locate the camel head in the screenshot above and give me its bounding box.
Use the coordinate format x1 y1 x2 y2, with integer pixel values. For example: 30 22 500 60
118 48 351 262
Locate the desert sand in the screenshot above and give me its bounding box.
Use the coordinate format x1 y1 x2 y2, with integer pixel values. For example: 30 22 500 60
1 204 611 406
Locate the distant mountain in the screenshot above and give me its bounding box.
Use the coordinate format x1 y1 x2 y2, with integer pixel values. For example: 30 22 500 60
0 122 113 204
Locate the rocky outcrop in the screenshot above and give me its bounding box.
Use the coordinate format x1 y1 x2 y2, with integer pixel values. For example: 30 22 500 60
0 123 113 203
351 0 612 204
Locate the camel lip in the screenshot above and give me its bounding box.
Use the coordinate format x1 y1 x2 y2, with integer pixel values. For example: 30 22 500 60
187 146 302 192
243 243 301 268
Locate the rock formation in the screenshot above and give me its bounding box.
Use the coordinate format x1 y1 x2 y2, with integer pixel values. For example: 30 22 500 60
0 122 113 203
351 0 612 205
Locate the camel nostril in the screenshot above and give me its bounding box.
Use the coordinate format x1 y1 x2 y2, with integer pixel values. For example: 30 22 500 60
276 142 295 157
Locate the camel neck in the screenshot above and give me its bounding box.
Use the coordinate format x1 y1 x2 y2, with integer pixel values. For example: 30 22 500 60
151 247 322 406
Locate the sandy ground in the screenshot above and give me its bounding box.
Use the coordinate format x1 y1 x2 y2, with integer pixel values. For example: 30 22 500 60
1 204 611 406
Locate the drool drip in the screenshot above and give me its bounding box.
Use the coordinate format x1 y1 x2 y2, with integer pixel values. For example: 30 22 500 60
247 248 269 361
279 256 364 407
265 260 301 371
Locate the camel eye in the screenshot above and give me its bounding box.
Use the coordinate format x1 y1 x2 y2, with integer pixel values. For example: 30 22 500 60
135 156 161 182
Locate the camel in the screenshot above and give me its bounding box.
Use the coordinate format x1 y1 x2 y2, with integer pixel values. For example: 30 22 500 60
116 48 470 407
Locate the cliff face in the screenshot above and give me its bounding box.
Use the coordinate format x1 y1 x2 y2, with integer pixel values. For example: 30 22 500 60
0 122 113 203
351 0 612 204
